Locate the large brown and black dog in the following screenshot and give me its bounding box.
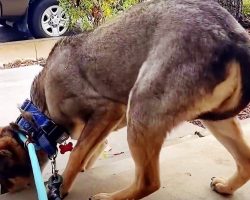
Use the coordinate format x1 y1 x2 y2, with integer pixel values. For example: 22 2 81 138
1 0 250 199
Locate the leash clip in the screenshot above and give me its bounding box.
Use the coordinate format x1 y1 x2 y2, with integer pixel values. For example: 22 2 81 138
50 154 58 177
47 153 63 200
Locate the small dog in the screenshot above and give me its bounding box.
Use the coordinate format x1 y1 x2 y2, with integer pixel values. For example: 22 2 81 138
1 0 250 199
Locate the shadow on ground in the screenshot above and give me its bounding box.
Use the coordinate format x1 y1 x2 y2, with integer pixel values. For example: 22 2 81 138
0 25 32 43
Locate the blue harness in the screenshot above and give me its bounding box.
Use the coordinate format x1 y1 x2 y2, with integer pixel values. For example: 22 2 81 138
16 99 69 156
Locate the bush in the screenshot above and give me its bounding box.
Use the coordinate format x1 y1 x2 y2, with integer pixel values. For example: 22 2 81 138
243 0 250 16
59 0 140 30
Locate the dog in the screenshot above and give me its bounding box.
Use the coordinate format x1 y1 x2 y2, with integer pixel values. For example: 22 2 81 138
1 0 250 199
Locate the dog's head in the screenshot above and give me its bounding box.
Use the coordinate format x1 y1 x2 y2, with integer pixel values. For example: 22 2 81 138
0 126 33 193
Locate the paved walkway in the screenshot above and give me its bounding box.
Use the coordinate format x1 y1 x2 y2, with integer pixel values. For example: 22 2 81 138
2 135 250 200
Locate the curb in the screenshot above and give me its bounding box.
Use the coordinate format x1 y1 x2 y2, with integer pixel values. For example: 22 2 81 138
0 37 61 67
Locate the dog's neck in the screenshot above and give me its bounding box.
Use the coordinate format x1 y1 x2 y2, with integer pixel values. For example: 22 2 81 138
28 68 51 167
30 67 49 116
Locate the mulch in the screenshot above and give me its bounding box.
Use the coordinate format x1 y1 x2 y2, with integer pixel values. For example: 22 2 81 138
1 58 46 69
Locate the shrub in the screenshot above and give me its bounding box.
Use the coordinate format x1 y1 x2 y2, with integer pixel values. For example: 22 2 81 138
243 0 250 16
59 0 140 30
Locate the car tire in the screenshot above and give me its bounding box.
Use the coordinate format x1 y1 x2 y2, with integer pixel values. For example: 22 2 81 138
0 19 7 26
28 0 69 38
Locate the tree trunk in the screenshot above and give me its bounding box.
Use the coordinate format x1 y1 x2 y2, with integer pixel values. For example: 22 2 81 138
218 0 250 27
218 0 243 20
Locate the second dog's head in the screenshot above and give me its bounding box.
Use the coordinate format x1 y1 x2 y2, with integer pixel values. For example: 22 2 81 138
0 126 34 193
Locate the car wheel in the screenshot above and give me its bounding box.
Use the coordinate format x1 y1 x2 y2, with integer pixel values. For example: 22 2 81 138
0 19 7 26
28 0 69 38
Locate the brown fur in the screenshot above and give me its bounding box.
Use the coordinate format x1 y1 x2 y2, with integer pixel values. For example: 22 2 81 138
1 0 250 199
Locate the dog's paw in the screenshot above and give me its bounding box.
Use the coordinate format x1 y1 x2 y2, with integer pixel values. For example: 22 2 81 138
89 193 114 200
210 177 234 195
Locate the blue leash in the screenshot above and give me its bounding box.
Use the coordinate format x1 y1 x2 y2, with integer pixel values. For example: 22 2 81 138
17 132 48 200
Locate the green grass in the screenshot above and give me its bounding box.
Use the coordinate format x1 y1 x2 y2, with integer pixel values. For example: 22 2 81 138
243 0 250 17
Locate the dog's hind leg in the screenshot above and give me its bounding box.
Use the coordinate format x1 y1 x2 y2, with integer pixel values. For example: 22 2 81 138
203 118 250 195
61 102 125 196
91 55 243 200
91 63 201 199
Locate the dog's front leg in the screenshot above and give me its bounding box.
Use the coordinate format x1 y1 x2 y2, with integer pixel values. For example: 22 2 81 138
91 90 167 200
61 104 125 197
82 140 107 171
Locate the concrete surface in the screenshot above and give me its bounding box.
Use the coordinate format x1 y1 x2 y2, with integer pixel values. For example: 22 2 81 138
1 135 250 200
1 66 250 199
0 65 42 125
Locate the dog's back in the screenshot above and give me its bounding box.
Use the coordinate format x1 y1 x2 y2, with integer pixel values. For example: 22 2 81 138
43 0 250 107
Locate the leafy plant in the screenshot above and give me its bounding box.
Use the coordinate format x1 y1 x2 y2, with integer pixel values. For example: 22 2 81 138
243 0 250 16
59 0 140 30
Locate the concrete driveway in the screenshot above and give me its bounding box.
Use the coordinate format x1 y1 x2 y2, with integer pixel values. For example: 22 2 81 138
0 66 250 200
0 25 31 43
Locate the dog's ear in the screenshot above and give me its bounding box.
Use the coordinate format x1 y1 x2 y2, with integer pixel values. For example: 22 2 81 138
0 148 14 171
9 123 19 132
18 108 33 121
18 109 38 129
0 127 18 160
0 126 26 160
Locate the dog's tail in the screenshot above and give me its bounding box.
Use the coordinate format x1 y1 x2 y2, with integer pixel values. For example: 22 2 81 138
200 40 250 120
217 40 250 105
232 42 250 107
